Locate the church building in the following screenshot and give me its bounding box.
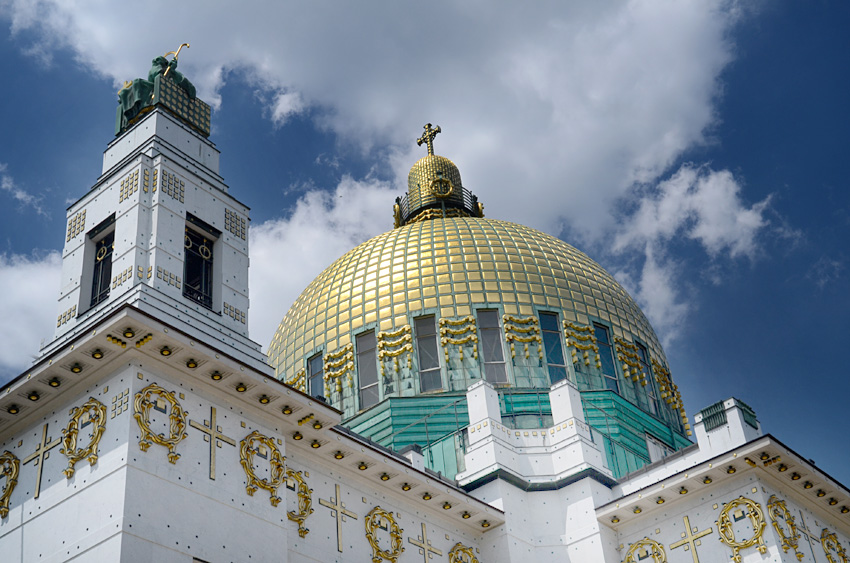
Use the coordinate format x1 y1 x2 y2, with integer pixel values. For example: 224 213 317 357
0 53 847 563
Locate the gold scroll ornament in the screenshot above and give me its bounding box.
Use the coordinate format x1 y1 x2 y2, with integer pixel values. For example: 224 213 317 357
615 338 648 387
439 316 478 363
623 537 666 563
767 494 803 561
448 542 480 563
365 506 404 563
821 529 849 563
377 325 412 377
717 496 767 562
0 451 20 518
240 430 286 506
60 397 107 478
324 343 355 398
286 467 314 537
563 321 601 368
503 314 542 361
133 383 188 463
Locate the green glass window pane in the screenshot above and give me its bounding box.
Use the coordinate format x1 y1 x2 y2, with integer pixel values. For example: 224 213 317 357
539 312 559 332
542 331 565 366
480 329 504 363
478 309 499 328
308 354 323 398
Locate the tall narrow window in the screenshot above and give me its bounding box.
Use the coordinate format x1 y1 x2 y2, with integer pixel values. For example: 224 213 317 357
415 316 442 392
308 353 323 399
636 343 658 415
90 230 114 307
357 331 379 409
478 310 508 384
89 214 116 309
594 323 619 393
183 214 219 310
540 312 567 384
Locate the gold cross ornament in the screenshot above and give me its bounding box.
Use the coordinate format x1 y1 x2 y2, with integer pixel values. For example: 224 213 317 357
319 483 358 553
670 515 713 563
23 423 61 499
417 123 441 156
189 406 236 480
409 522 443 561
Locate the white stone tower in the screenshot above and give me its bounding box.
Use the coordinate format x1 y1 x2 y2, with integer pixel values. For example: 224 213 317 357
45 61 266 372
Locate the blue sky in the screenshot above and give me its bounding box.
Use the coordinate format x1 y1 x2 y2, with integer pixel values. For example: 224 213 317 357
1 2 848 486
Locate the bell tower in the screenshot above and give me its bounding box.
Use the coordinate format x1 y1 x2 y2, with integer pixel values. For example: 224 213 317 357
44 48 267 370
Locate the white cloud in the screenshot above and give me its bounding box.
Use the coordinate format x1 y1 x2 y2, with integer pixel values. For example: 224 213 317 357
615 164 769 257
249 176 397 344
0 251 62 383
611 164 770 341
0 163 47 216
1 0 764 346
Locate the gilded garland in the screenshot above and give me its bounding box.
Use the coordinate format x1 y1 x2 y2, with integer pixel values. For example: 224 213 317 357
365 506 404 563
623 538 667 563
717 496 767 563
0 451 20 518
286 467 314 537
133 383 188 463
822 529 849 563
60 397 107 478
448 542 480 563
240 430 286 506
766 494 802 561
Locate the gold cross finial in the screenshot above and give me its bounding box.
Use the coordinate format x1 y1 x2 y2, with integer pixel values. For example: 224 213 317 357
417 123 441 156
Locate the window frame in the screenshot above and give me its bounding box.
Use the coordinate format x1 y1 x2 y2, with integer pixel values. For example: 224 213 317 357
414 316 442 393
183 214 220 311
539 311 568 384
307 353 324 399
477 309 509 384
356 330 380 410
87 214 116 310
593 323 620 394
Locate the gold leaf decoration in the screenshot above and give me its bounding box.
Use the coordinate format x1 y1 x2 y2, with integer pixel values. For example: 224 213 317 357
822 528 849 563
623 537 667 563
133 383 188 463
0 451 20 518
717 496 767 562
448 542 480 563
240 430 286 506
60 397 107 478
365 506 404 563
767 494 803 560
286 467 314 537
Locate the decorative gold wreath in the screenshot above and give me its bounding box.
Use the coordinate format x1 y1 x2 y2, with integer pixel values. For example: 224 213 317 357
60 397 107 478
0 451 20 518
623 538 667 563
133 383 188 464
239 430 286 506
767 495 802 560
448 543 479 563
717 496 767 562
286 467 314 537
822 528 850 563
428 176 454 198
365 506 404 563
96 246 108 261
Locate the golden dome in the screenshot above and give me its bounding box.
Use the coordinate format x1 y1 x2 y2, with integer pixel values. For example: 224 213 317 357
405 154 465 211
268 216 666 383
